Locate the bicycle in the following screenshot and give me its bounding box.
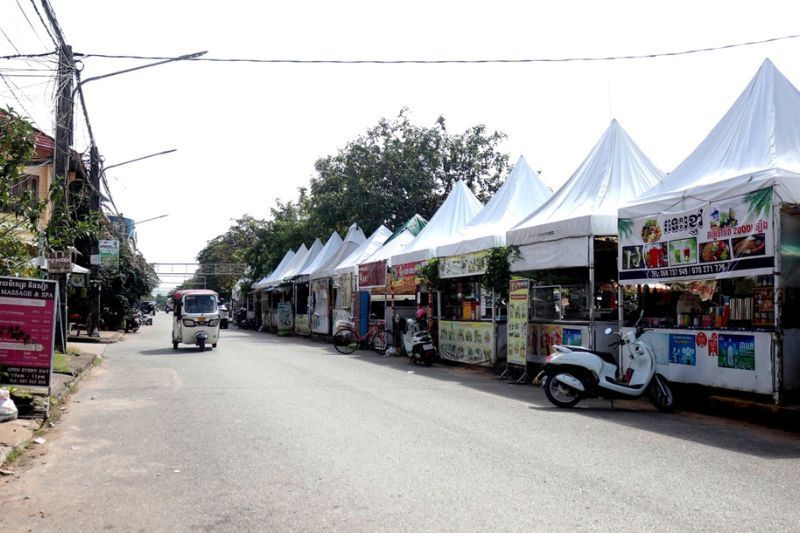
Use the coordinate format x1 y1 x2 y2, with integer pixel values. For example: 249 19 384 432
333 316 393 355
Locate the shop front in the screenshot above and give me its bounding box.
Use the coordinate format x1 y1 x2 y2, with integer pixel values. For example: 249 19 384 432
510 238 621 374
618 187 798 397
293 280 311 336
436 251 506 367
310 277 332 335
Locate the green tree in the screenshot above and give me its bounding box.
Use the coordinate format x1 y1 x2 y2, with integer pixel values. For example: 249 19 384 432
0 107 40 276
309 109 509 237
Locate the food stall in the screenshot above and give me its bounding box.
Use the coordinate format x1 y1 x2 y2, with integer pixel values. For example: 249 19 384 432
506 120 664 373
309 224 365 336
618 60 800 402
288 239 322 336
331 226 392 335
390 180 484 356
294 231 342 337
435 156 551 367
252 249 295 332
271 244 310 335
357 215 427 334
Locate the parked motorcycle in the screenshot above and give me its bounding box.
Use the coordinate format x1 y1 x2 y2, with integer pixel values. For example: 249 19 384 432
401 310 436 366
538 312 674 411
141 312 153 326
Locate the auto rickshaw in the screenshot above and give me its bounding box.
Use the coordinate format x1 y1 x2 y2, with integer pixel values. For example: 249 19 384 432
171 289 220 351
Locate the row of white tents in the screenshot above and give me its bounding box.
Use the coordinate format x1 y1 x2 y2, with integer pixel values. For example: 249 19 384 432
246 58 800 399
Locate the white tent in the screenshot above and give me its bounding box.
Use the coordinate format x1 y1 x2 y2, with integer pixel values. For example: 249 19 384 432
253 249 295 290
390 180 484 265
508 119 664 271
275 244 308 284
622 59 800 218
298 232 342 279
332 225 392 276
310 224 366 280
287 238 323 280
436 156 551 258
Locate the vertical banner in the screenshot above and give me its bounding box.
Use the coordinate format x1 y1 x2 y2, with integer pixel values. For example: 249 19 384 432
0 277 58 389
507 280 529 366
99 239 120 274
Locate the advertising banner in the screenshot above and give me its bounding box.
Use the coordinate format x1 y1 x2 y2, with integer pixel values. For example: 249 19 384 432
507 280 529 365
277 302 293 334
439 320 494 366
439 251 489 279
294 314 309 336
628 328 771 394
99 239 120 274
390 261 423 294
618 189 774 283
358 261 386 289
0 277 57 388
529 323 589 357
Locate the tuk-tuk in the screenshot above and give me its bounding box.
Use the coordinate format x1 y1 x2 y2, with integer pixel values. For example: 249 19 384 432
172 289 220 351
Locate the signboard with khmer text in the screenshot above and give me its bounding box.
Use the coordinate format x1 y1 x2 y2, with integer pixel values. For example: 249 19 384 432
618 189 774 284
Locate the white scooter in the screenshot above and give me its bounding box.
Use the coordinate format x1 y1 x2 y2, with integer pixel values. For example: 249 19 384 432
538 313 674 411
401 311 436 366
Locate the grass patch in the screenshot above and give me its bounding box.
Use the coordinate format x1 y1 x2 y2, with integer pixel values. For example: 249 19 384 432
3 444 27 466
53 352 72 375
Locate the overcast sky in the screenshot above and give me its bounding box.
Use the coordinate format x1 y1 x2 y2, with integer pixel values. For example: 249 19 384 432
2 1 800 288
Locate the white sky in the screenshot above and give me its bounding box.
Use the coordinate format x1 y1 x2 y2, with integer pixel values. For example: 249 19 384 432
2 0 800 288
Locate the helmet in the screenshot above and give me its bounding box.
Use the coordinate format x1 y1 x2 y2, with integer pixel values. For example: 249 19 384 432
416 308 426 320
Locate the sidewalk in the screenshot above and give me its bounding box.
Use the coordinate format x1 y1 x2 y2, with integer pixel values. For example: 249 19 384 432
0 330 123 469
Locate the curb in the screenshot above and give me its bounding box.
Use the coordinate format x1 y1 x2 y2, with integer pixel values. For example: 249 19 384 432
0 347 104 469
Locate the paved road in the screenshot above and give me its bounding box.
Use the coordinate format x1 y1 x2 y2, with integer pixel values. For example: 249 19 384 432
3 314 800 532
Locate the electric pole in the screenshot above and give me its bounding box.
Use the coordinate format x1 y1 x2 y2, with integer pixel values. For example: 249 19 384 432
42 0 74 351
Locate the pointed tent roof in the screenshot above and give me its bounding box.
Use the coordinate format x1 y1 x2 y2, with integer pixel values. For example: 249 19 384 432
278 243 309 283
333 225 392 276
359 214 428 267
298 231 342 278
437 156 551 257
625 59 800 217
310 224 366 279
508 120 664 246
253 249 295 290
292 238 323 277
391 180 484 265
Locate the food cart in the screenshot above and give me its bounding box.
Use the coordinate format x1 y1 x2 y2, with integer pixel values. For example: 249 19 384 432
390 180 484 357
507 120 664 375
618 60 800 403
435 156 551 368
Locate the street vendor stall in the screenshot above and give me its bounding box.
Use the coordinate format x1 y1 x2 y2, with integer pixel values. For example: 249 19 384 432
269 244 309 335
507 120 664 374
356 214 427 331
295 231 342 337
285 239 322 336
309 224 365 336
390 180 484 354
332 226 392 335
435 156 551 367
618 60 800 403
252 249 295 331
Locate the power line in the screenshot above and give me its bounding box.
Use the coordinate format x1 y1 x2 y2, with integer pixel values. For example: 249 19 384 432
75 33 800 65
16 0 49 49
0 52 56 60
28 0 57 47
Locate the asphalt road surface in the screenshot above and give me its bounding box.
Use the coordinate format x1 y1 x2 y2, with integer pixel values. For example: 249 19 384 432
3 314 800 532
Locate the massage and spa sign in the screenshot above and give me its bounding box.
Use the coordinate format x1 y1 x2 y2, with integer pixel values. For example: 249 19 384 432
0 277 58 388
618 189 774 283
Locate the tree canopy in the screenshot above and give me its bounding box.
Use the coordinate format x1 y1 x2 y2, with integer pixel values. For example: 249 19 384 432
193 109 511 287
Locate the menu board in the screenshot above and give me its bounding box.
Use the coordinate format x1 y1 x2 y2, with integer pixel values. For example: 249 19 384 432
528 323 589 357
0 277 58 388
619 189 774 283
277 302 293 334
294 314 310 336
390 261 423 294
438 320 494 366
506 280 529 365
439 251 489 279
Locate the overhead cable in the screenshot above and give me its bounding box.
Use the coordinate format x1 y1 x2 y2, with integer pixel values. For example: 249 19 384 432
76 33 800 65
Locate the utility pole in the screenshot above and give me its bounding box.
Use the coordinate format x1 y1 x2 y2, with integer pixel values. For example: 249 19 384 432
88 145 101 336
42 0 73 351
